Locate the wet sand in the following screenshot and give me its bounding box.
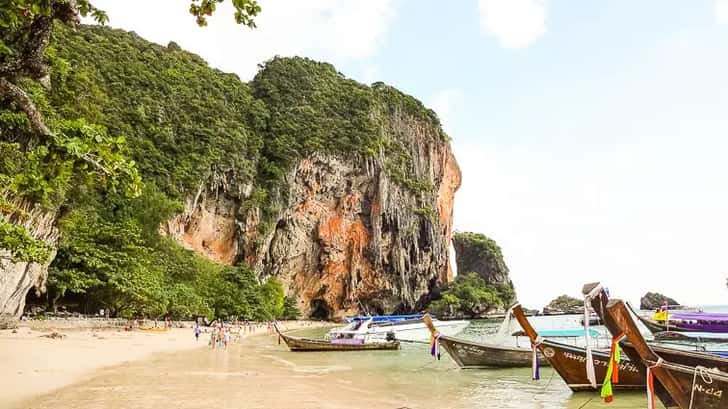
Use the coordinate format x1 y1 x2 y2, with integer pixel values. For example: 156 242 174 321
0 321 317 408
7 325 663 409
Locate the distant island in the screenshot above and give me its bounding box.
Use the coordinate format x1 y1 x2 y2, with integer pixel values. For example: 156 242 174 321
640 292 680 310
542 295 583 315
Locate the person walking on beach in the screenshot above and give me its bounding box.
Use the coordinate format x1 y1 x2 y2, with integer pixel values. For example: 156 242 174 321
210 325 218 349
194 324 201 342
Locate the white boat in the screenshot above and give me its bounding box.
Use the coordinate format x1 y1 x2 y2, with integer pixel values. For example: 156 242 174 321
327 315 469 342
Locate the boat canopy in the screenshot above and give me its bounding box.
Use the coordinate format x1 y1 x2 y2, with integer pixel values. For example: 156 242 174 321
344 314 426 323
511 328 601 337
669 312 728 322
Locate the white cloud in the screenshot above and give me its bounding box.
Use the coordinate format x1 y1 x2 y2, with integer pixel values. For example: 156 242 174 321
428 89 464 135
716 0 728 23
88 0 397 80
452 28 728 308
477 0 547 48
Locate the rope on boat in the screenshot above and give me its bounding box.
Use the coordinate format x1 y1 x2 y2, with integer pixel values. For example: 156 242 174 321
688 365 714 409
396 339 429 345
430 333 442 360
532 336 543 380
577 396 594 409
583 284 603 389
539 368 556 392
646 357 663 409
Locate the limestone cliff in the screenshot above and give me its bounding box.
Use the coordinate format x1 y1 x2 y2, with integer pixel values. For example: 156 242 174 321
0 198 58 327
0 26 460 322
451 232 515 305
165 126 460 319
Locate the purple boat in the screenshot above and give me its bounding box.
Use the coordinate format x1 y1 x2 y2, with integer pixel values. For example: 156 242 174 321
631 304 728 334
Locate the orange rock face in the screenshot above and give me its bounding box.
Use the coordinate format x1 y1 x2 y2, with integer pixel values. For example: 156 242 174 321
164 124 460 319
161 191 238 265
438 146 462 283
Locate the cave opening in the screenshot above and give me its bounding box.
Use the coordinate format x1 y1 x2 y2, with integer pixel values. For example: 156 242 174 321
309 299 330 320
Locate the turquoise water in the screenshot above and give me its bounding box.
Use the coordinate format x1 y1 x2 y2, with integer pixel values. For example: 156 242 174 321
18 316 663 409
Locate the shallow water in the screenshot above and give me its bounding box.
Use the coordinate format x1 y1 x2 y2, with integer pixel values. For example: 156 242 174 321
17 317 665 409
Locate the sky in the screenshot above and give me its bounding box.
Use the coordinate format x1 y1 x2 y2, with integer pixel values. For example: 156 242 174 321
88 0 728 309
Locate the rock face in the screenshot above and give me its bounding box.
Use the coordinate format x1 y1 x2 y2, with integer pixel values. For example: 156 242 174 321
1 27 461 322
451 232 516 305
0 198 59 325
165 127 461 320
640 292 680 310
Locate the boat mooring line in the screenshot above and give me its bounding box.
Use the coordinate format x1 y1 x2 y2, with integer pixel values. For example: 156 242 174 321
577 396 594 409
539 369 556 393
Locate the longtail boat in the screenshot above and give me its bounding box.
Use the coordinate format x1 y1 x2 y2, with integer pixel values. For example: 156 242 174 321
423 313 548 368
329 314 468 342
584 282 728 407
654 331 728 343
606 299 728 409
274 323 400 352
627 302 728 334
511 303 645 392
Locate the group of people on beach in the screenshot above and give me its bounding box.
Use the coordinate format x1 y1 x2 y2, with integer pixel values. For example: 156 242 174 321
194 320 276 350
208 323 231 349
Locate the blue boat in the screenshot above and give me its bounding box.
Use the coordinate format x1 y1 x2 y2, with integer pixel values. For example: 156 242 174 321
344 314 425 323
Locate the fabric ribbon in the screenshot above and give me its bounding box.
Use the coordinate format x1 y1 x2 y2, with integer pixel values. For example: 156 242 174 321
532 336 543 380
584 284 603 388
430 332 442 360
601 332 627 403
647 358 663 409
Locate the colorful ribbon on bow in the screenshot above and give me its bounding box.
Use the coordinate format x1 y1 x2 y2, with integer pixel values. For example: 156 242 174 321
601 332 627 403
532 336 543 380
430 332 442 360
646 358 663 409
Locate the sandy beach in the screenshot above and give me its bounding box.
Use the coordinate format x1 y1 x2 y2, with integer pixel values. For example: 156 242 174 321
0 321 320 408
3 321 651 409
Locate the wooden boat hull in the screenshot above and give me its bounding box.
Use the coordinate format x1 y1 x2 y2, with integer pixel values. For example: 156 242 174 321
538 339 644 392
438 335 549 368
633 312 677 334
604 297 728 409
585 283 728 407
512 303 644 392
647 361 728 408
278 332 400 352
628 303 728 334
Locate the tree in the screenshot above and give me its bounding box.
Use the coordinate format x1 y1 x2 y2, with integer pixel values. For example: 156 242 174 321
48 206 165 317
281 296 301 320
258 277 285 319
0 0 260 263
428 272 504 318
543 295 582 314
452 231 516 305
189 0 260 27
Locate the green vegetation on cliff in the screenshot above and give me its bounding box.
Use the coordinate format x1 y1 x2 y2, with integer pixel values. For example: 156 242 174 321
1 23 448 320
543 295 582 314
428 272 504 318
427 232 516 318
451 232 516 305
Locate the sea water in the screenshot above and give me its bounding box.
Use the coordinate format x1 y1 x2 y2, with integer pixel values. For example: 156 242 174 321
17 316 663 409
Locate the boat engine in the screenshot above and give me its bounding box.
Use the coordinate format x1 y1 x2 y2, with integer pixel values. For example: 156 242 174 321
385 331 396 342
